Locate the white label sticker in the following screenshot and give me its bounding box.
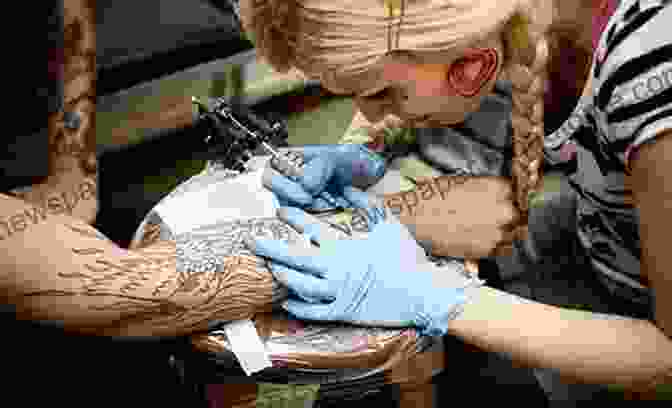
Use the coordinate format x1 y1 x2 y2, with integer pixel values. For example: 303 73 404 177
155 169 279 235
222 319 272 376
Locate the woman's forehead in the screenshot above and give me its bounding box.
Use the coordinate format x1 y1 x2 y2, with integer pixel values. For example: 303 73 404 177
323 66 388 95
322 36 502 96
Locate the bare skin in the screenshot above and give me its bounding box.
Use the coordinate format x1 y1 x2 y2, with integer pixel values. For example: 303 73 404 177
382 176 520 258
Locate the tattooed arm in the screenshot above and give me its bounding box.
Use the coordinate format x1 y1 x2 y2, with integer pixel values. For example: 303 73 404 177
0 193 274 338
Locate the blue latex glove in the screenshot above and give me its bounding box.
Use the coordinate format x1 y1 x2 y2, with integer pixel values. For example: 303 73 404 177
262 144 386 211
245 189 476 337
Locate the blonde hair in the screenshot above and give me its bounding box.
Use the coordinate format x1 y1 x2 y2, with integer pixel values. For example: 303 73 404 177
240 0 554 241
241 0 537 75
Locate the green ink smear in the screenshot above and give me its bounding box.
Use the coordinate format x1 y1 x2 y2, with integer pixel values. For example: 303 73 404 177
605 383 672 400
383 126 401 146
528 191 544 208
399 177 417 192
401 127 416 145
331 210 354 226
319 240 344 257
399 157 440 183
341 127 373 145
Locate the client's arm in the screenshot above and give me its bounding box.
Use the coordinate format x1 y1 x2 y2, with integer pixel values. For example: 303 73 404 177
379 175 520 258
448 132 672 391
0 193 275 338
448 286 672 390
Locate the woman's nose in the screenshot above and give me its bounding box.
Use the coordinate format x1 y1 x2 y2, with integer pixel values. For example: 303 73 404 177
355 97 393 123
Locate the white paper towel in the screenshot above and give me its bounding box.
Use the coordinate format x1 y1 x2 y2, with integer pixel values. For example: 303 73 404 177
223 319 273 375
155 168 279 235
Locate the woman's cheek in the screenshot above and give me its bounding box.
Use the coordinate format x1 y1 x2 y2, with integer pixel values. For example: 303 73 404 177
410 72 454 98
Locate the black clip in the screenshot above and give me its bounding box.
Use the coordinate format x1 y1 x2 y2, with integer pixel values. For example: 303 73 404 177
191 96 288 170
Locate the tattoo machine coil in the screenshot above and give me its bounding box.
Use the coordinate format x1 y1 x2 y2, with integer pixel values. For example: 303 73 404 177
192 96 341 208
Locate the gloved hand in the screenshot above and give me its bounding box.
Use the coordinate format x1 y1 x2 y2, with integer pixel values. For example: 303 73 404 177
245 188 481 336
262 144 386 211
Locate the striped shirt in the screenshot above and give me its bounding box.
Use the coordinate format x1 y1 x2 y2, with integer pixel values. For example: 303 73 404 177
545 0 672 307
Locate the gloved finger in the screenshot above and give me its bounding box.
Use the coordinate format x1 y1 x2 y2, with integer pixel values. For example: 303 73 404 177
292 291 327 305
276 196 294 208
262 165 313 207
277 207 343 245
245 237 329 277
343 188 408 232
341 186 377 208
305 186 349 211
283 298 335 321
334 144 385 178
303 145 385 189
333 195 351 209
299 155 337 195
269 262 336 302
308 197 336 211
342 187 391 224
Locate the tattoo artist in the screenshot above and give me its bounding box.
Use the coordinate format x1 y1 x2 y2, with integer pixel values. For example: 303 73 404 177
240 0 672 398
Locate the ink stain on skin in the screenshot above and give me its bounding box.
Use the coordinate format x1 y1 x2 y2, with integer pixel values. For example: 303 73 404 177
287 319 305 336
271 359 290 368
351 335 370 352
352 160 368 178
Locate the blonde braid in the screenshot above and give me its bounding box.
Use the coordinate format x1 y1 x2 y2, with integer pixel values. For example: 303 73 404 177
500 10 550 241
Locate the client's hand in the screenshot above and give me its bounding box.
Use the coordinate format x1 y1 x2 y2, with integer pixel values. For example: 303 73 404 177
262 144 386 210
245 189 480 337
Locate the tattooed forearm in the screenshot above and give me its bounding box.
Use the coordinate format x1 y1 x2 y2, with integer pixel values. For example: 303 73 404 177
15 218 287 337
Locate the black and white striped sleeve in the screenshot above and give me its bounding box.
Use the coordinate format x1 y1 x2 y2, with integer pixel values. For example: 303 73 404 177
598 3 672 172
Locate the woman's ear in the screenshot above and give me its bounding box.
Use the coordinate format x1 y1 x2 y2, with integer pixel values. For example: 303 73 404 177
447 48 500 98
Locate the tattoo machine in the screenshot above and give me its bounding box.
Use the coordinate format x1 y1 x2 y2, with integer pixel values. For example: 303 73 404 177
191 96 342 209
